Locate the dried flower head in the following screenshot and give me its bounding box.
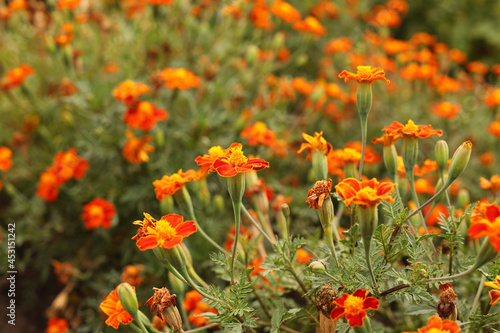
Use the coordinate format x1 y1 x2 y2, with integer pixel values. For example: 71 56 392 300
306 179 332 210
315 284 337 317
145 287 177 321
437 283 457 320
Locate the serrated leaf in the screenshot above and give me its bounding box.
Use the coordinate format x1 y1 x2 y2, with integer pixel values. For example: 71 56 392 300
270 303 286 333
404 304 436 315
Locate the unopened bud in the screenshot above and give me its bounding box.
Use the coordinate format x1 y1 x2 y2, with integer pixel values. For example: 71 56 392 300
447 141 472 184
213 194 225 212
272 32 285 50
402 136 419 171
117 283 138 317
168 272 186 295
246 45 259 65
457 189 470 208
309 261 326 273
419 269 427 277
281 203 290 219
435 140 449 175
383 145 398 176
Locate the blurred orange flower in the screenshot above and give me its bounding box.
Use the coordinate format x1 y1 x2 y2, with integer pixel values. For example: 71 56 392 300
45 318 69 333
184 290 218 326
467 61 488 75
484 89 500 107
291 77 313 95
298 131 332 159
159 68 200 90
339 66 390 84
57 0 80 10
404 315 460 333
484 275 500 305
431 102 461 119
113 80 151 104
414 159 438 177
212 143 269 177
133 213 197 250
310 0 338 20
100 286 134 329
423 203 449 225
121 265 144 286
331 289 380 327
53 148 89 182
296 248 313 264
1 64 35 91
224 225 251 251
195 145 229 174
249 2 273 30
488 121 500 138
82 198 116 230
414 178 435 195
468 202 500 251
52 260 75 285
124 101 168 131
335 178 395 207
324 37 353 54
383 119 442 139
271 1 301 23
0 147 12 171
240 122 276 146
372 133 402 146
479 151 494 167
8 0 28 11
122 131 155 164
480 175 500 197
448 48 467 64
431 75 461 95
153 169 199 199
293 16 327 36
36 169 60 202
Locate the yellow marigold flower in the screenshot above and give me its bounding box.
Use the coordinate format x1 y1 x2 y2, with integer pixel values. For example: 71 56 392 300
153 169 199 200
484 275 500 305
158 68 200 90
339 66 390 84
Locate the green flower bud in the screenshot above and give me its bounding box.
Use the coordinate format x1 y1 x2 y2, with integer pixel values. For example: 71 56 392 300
457 189 470 208
435 140 449 175
472 238 498 271
402 136 419 171
117 283 138 317
447 141 472 184
383 145 398 177
309 261 326 274
213 194 225 212
356 82 373 117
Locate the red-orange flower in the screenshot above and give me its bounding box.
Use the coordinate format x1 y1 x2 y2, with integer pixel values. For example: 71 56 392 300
57 0 80 10
484 275 500 306
52 148 89 182
195 145 229 174
270 1 301 23
153 169 199 199
158 68 200 90
296 248 313 264
414 159 438 177
211 143 269 177
292 16 327 36
468 202 500 251
224 225 251 251
431 102 461 119
331 289 379 327
121 265 144 286
423 203 449 226
488 121 500 138
0 147 12 171
45 318 69 333
132 213 197 251
335 178 395 207
297 131 332 159
291 77 313 95
324 37 353 54
479 151 495 167
480 175 500 196
338 66 390 84
1 64 35 91
99 286 134 329
382 119 443 139
372 133 402 146
113 80 151 104
183 290 218 326
122 131 155 164
81 198 116 230
124 101 168 131
8 0 28 11
403 315 460 333
240 122 276 146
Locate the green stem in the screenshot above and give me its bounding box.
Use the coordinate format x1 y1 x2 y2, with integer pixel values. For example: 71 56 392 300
470 275 486 318
364 239 377 290
230 199 242 285
358 113 368 180
242 204 276 245
184 324 219 332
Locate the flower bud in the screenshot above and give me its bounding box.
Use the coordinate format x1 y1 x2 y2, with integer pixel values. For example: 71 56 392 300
457 189 470 208
383 145 398 177
272 31 285 50
227 172 245 203
419 269 427 278
402 136 419 171
447 141 472 184
168 272 186 294
213 194 225 212
281 203 290 220
117 283 138 317
435 140 449 175
356 82 373 117
309 261 326 274
246 44 259 65
472 238 498 271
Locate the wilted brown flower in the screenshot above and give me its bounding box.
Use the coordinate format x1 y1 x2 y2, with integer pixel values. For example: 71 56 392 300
146 287 184 332
306 179 332 210
437 283 457 320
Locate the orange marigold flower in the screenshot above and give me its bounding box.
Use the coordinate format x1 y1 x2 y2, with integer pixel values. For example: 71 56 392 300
383 38 410 55
431 102 461 120
345 141 382 165
99 286 134 329
382 119 443 139
53 148 89 182
414 159 438 177
468 202 500 251
112 80 151 104
45 318 69 333
132 213 197 251
367 6 401 28
331 289 380 327
271 0 301 23
448 48 467 64
224 225 251 251
336 148 361 165
296 248 313 264
338 66 390 84
0 147 13 171
121 265 144 287
372 133 402 146
310 0 338 20
479 151 495 167
81 198 116 230
146 0 174 4
484 275 500 306
324 37 353 54
36 169 60 202
8 0 28 11
430 75 461 95
124 101 168 131
484 88 500 108
467 61 489 75
195 145 229 174
480 175 500 197
249 2 273 30
404 315 460 333
1 64 35 91
240 122 276 146
423 202 449 226
103 62 119 75
386 0 409 14
414 178 435 195
292 16 327 36
153 169 199 200
212 143 270 177
488 121 500 138
184 290 218 326
297 131 332 159
291 77 313 95
122 131 155 164
335 178 395 207
158 68 200 90
57 0 80 10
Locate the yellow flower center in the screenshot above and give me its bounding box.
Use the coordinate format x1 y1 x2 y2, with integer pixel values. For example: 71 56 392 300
89 205 104 219
427 328 446 333
228 147 248 167
356 66 372 79
208 146 225 157
155 219 176 247
344 295 364 315
404 119 419 132
138 101 153 116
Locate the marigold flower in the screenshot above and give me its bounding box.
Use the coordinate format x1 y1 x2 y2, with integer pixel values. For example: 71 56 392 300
484 275 500 305
467 61 489 75
339 66 390 84
310 0 338 20
414 178 435 195
431 102 461 120
480 175 500 197
383 119 443 139
366 6 401 28
183 290 218 326
145 287 178 323
0 147 12 171
468 202 500 251
430 75 461 95
195 145 229 174
153 169 199 200
52 148 89 182
211 143 269 177
8 0 28 11
158 68 200 90
448 48 467 64
81 198 116 230
45 317 69 333
484 88 500 108
249 2 273 30
100 286 134 329
57 0 80 10
422 203 449 226
414 159 438 177
335 178 395 207
292 16 327 36
291 77 313 95
296 248 313 264
488 121 500 138
146 0 174 4
270 1 301 23
124 101 168 131
297 132 332 159
240 122 276 146
324 37 353 54
36 169 60 202
122 130 155 164
1 64 35 91
404 315 460 333
479 151 495 167
372 133 402 146
132 213 197 251
331 289 379 327
436 283 457 320
306 179 332 210
121 265 144 287
113 80 151 104
224 225 251 251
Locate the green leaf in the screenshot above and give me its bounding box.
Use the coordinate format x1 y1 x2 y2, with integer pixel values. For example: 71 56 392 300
404 304 436 315
271 302 286 333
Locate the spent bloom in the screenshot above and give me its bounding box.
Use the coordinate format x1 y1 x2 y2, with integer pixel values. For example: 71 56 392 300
81 198 116 230
338 66 390 84
331 289 380 327
122 131 155 164
484 275 500 306
335 178 395 207
306 179 332 210
153 169 199 200
1 64 35 91
383 119 443 139
403 315 460 333
132 213 197 251
158 68 200 90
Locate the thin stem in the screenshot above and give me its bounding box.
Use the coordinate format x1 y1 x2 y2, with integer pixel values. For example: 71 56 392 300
242 204 276 245
256 321 302 333
405 181 450 221
289 265 309 295
364 240 377 290
230 200 242 285
184 324 219 332
358 113 368 180
470 275 486 318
